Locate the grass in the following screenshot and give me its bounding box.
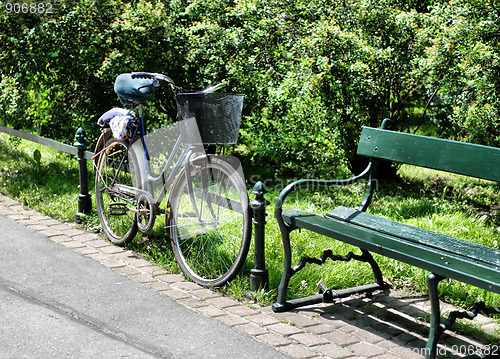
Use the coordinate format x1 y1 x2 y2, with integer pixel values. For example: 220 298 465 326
0 134 84 222
1 133 499 318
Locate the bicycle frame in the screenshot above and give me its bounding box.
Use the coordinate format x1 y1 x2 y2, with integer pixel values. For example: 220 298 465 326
103 103 208 215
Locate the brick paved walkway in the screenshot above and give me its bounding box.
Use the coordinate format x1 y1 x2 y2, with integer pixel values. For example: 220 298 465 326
1 194 498 359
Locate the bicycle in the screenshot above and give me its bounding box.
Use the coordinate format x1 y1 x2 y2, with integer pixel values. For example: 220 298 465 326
93 72 252 287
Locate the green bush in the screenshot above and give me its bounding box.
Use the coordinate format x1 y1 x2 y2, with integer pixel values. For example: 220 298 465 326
1 0 499 177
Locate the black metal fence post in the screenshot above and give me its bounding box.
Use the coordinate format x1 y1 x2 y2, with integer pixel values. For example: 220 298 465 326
74 127 92 223
249 181 270 291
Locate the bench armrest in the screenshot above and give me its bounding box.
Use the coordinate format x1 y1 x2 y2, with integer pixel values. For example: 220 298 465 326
274 162 373 224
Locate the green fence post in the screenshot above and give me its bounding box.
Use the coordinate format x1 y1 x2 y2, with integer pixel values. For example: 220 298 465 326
74 127 91 223
249 181 270 291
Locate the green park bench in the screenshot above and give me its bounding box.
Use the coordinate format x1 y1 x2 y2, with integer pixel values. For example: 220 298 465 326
272 120 500 359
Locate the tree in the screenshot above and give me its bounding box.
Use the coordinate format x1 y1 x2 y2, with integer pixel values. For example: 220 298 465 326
1 0 498 178
422 0 500 146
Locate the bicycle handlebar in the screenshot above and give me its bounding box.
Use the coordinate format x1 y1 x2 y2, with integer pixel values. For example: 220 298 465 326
131 72 175 87
201 82 227 94
130 72 227 94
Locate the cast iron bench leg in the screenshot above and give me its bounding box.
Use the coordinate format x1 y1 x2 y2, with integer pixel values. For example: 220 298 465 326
425 273 445 359
272 223 387 313
273 225 294 312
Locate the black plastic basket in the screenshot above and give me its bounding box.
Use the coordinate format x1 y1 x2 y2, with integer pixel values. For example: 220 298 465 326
175 92 244 145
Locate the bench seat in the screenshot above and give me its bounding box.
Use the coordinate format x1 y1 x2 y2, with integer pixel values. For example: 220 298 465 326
282 206 500 294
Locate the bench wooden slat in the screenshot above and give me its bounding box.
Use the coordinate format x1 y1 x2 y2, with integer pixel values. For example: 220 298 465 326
327 206 498 267
357 127 500 182
282 209 500 294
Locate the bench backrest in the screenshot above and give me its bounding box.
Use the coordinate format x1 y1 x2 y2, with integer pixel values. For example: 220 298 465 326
357 127 500 182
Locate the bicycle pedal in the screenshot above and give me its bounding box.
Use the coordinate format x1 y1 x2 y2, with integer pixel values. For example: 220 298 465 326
108 202 130 216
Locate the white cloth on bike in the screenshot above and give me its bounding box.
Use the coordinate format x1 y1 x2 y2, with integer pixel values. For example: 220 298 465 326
109 115 133 140
97 108 136 140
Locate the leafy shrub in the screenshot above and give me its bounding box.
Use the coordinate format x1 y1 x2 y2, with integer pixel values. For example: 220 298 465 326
0 0 499 178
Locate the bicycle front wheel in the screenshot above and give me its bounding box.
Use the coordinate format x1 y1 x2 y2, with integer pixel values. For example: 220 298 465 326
95 138 139 246
168 156 251 287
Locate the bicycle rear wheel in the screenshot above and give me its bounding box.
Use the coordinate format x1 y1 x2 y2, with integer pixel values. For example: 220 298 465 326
167 156 251 287
95 138 139 245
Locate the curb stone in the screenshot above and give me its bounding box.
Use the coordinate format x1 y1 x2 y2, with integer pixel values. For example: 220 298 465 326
0 194 498 359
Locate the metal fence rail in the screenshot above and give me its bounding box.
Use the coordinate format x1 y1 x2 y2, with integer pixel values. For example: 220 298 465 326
0 125 93 160
0 125 93 222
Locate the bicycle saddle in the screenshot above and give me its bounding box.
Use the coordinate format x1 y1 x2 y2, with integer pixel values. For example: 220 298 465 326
114 73 155 106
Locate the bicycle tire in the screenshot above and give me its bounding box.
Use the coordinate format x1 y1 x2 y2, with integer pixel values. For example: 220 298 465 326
167 156 251 287
95 138 139 246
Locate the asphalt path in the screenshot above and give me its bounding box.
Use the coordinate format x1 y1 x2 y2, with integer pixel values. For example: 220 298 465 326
0 215 289 359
